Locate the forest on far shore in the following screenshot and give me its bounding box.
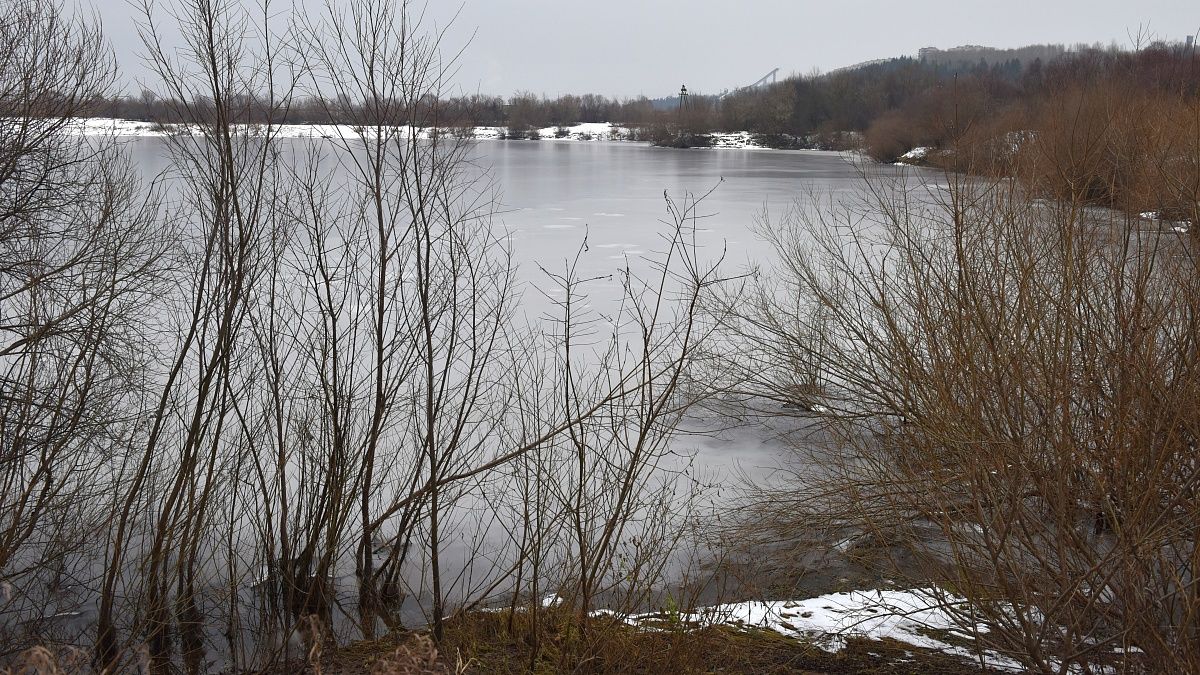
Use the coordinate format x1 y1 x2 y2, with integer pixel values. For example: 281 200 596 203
92 38 1200 218
92 41 1197 152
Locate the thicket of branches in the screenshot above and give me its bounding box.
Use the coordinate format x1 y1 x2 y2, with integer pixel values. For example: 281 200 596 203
0 0 727 672
859 48 1200 224
721 68 1200 671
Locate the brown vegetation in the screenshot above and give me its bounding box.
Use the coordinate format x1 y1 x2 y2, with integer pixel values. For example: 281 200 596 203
867 41 1200 220
723 92 1200 671
283 608 991 675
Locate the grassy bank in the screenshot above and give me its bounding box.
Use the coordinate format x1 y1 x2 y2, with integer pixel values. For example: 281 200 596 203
282 609 995 675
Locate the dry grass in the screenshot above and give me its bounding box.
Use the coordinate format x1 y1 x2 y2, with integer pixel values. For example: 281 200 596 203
358 635 466 675
0 646 90 675
289 609 995 675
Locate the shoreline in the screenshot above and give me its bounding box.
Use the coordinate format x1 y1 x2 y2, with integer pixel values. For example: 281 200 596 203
66 117 849 152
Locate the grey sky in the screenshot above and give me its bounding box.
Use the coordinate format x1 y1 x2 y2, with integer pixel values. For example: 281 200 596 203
93 0 1199 99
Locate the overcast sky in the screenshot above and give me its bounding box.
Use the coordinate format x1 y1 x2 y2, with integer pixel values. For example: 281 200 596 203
94 0 1199 99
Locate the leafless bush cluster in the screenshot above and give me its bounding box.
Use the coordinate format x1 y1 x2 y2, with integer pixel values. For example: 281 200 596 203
869 44 1200 224
726 153 1200 670
0 0 724 672
0 0 171 664
1011 83 1200 224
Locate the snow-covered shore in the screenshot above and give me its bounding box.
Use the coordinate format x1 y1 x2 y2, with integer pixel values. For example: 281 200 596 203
66 117 789 150
620 587 1024 671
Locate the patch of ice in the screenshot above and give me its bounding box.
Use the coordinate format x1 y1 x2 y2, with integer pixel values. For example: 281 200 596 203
1118 646 1144 654
1139 211 1192 233
831 535 858 553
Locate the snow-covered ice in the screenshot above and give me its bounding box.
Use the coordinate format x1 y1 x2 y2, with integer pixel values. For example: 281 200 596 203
63 118 637 143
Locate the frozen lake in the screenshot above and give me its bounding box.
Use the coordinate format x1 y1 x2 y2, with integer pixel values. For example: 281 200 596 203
119 134 932 522
29 137 931 667
468 141 892 298
125 136 910 313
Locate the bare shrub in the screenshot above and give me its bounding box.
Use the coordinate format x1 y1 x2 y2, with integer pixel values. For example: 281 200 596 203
863 110 918 162
368 634 465 675
726 162 1200 671
0 0 169 665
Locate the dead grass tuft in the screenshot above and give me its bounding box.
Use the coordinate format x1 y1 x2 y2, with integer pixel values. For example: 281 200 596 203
0 646 90 675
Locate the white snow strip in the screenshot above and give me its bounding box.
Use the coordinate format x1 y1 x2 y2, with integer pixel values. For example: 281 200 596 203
624 588 1024 671
53 117 793 150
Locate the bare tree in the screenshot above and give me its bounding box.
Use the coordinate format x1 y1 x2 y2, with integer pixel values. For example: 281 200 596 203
727 156 1200 671
0 1 729 671
93 0 295 670
0 0 169 660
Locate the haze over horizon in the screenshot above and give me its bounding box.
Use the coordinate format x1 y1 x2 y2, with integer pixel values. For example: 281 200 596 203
96 0 1199 99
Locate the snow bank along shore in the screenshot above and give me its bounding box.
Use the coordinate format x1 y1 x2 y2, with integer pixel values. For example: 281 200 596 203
66 117 794 150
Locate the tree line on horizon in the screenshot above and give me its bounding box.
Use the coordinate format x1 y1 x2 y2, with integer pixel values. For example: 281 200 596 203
89 39 1197 152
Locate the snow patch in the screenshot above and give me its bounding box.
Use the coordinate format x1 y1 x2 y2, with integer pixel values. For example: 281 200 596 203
535 122 630 141
1139 211 1192 233
63 118 638 144
626 588 1024 671
894 146 931 165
